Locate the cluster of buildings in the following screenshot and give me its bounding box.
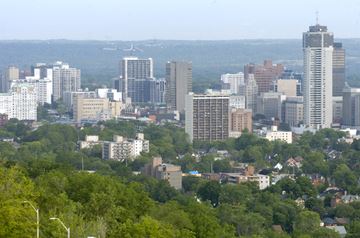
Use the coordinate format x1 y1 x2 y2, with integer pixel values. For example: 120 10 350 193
184 23 360 144
201 164 270 190
0 62 81 121
79 133 149 161
1 23 359 146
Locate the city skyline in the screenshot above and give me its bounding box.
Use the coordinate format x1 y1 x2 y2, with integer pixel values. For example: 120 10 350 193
0 0 359 40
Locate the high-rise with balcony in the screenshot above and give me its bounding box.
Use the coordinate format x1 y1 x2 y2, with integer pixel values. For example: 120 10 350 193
185 92 229 142
303 24 334 129
166 61 192 112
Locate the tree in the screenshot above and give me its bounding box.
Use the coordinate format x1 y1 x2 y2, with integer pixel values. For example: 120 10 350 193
0 167 38 238
197 181 221 207
333 164 357 192
347 220 360 238
293 211 321 236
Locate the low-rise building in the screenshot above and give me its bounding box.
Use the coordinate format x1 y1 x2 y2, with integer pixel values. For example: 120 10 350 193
102 133 149 161
73 95 123 123
142 157 182 189
79 135 102 149
220 173 270 190
265 126 293 143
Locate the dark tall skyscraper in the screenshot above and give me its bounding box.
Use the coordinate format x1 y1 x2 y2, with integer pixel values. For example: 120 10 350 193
333 42 346 96
117 57 153 101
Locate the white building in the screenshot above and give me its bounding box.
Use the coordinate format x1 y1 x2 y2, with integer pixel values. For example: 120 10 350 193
221 72 244 95
52 62 81 101
266 126 293 143
303 24 334 129
79 135 102 149
242 74 258 112
0 82 38 121
102 133 150 161
229 95 245 109
220 173 270 190
96 88 122 101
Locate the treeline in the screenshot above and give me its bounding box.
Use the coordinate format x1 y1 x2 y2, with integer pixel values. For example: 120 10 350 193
1 120 360 237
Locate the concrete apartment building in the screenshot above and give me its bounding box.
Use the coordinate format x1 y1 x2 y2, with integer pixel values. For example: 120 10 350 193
102 133 149 162
303 24 333 129
230 108 252 137
142 157 182 190
185 92 229 142
165 61 192 112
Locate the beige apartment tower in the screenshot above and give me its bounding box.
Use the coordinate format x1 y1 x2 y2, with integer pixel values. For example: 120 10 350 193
166 61 192 112
230 108 253 134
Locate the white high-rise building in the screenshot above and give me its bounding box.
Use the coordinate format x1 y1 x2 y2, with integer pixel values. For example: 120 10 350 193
241 74 258 113
303 24 334 129
52 62 81 101
0 82 37 121
221 72 244 95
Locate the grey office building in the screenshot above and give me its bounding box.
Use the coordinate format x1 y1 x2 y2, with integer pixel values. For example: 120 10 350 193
165 61 192 112
342 84 360 127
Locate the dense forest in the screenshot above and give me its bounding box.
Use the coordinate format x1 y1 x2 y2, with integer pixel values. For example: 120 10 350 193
2 119 360 237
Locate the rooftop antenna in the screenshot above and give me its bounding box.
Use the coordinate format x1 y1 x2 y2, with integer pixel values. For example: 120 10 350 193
316 10 319 25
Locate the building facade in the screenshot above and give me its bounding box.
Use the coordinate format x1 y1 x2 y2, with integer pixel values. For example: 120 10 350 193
185 92 229 142
102 134 149 161
244 60 284 93
117 57 153 101
303 24 334 129
283 96 304 127
342 85 360 127
333 42 346 97
0 82 38 121
221 72 244 95
165 61 192 112
230 108 252 136
52 62 81 101
73 96 122 123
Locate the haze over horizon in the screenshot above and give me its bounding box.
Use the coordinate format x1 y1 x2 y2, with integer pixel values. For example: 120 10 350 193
1 0 359 40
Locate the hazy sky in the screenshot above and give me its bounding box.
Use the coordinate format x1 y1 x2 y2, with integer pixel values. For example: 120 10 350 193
0 0 359 40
